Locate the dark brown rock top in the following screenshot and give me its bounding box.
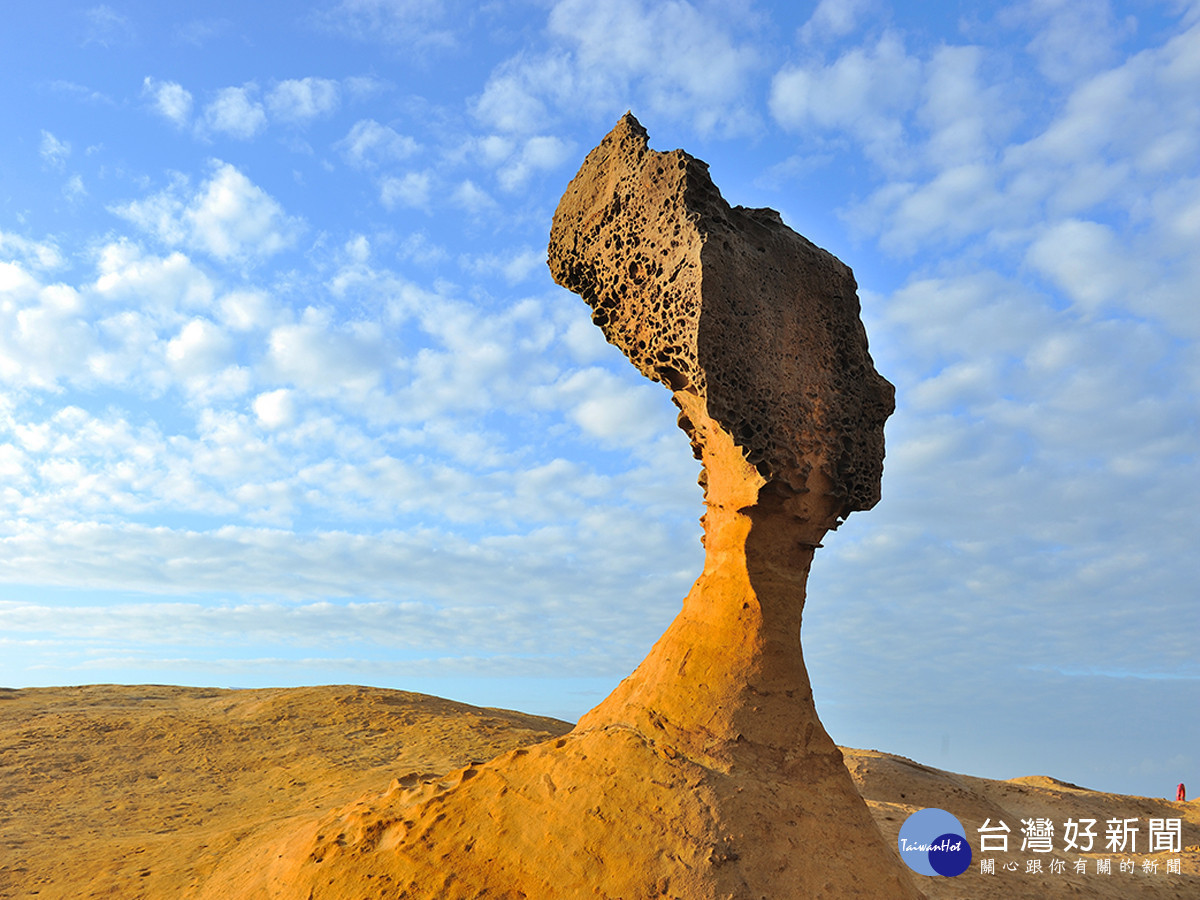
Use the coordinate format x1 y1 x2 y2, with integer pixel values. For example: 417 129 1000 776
548 112 895 520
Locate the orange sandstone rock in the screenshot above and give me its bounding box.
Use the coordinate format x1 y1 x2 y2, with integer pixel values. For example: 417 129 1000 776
547 112 918 897
8 686 1198 900
218 115 920 899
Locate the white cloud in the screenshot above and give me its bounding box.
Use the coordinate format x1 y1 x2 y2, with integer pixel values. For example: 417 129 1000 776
288 283 560 429
876 264 1197 525
310 0 455 49
107 173 191 246
253 389 296 429
201 85 267 140
185 164 301 260
919 45 1010 168
267 307 389 402
323 252 440 324
92 240 214 314
0 261 40 300
49 79 115 106
1014 66 1141 167
474 134 515 165
497 248 544 285
266 77 341 123
460 247 545 285
770 31 921 163
396 231 448 266
82 4 135 48
473 57 558 134
0 231 254 399
399 320 521 418
87 311 163 387
1153 174 1200 253
905 359 998 412
379 171 431 209
496 135 573 191
884 273 1054 364
341 234 370 265
0 267 94 390
154 76 347 137
842 16 1200 279
111 162 303 263
474 0 761 136
1006 24 1200 187
0 511 692 666
800 0 877 41
166 317 233 378
558 304 615 364
63 174 87 202
0 405 228 521
337 118 418 168
187 365 252 402
854 163 1006 255
1008 0 1136 84
39 131 71 169
343 75 390 102
217 289 283 332
549 367 669 447
544 0 762 135
0 443 27 481
450 179 495 213
143 77 194 126
0 233 62 270
173 18 231 47
1025 219 1140 313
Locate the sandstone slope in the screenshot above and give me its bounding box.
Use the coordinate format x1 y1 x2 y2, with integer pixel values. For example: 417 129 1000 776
1 684 1196 900
0 684 567 900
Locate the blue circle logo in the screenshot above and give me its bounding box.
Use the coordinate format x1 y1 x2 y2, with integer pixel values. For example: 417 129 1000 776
897 808 972 877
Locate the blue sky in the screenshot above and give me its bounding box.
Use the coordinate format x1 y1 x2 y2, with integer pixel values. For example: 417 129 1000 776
1 0 1197 798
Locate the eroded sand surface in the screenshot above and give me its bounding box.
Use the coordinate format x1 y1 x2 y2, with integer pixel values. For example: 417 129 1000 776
0 684 1195 899
0 685 568 899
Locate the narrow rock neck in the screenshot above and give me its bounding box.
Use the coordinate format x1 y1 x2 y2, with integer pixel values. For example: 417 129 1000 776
577 391 842 771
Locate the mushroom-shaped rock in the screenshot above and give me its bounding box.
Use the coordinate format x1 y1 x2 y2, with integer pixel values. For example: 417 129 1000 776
204 115 922 900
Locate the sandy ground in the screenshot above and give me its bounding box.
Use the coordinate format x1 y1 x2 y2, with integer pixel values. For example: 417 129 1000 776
1 684 1195 899
846 750 1198 899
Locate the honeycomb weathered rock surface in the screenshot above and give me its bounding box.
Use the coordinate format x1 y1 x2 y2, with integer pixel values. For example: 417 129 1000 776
548 112 895 521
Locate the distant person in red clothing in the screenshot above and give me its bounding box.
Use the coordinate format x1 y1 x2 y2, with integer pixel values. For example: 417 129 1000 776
1177 783 1186 802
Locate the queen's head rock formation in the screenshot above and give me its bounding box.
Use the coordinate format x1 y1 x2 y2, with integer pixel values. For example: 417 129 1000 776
549 113 892 519
548 113 898 770
205 114 923 900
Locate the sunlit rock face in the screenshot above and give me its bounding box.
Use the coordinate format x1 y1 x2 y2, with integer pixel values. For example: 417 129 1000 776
214 115 920 900
547 113 901 765
543 112 917 898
